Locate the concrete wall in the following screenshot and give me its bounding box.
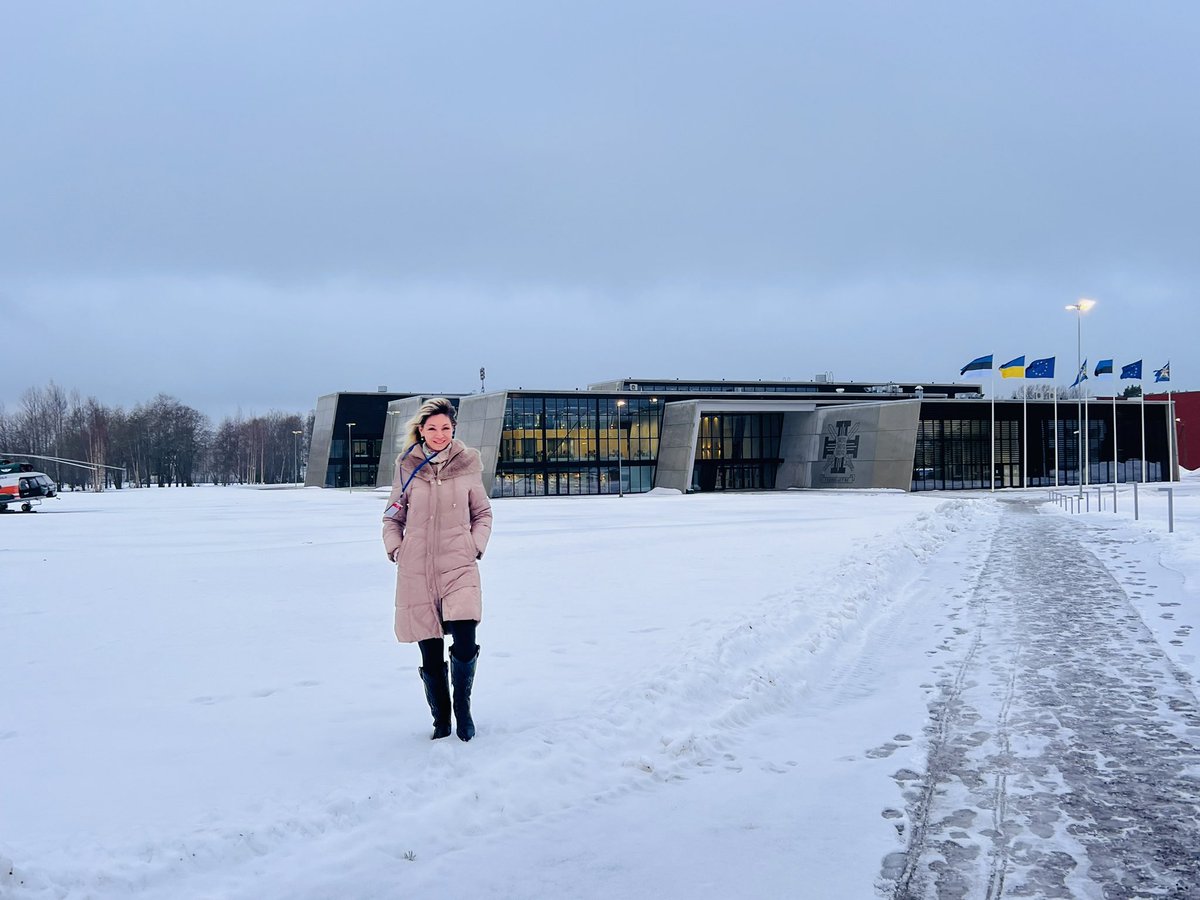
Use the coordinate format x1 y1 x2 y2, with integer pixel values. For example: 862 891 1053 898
457 392 507 497
776 411 819 489
807 399 921 490
654 401 702 492
304 393 340 488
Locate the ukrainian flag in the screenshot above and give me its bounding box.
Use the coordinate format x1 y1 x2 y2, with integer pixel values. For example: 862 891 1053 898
999 356 1026 378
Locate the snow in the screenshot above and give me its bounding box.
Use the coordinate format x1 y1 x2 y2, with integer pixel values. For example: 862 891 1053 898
1 480 1197 898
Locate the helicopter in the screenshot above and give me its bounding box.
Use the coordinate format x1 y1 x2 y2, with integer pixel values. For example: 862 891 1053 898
0 459 58 512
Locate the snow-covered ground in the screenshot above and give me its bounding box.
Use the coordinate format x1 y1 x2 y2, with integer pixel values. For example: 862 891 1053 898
2 478 1198 898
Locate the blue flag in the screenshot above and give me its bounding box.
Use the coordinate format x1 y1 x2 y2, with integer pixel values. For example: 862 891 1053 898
1154 362 1170 383
1071 359 1089 388
1025 357 1056 379
1094 359 1113 377
1120 360 1143 380
960 354 993 375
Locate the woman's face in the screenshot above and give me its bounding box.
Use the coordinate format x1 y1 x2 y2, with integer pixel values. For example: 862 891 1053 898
420 413 454 451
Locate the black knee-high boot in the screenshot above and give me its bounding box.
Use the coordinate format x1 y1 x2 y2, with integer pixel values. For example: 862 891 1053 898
450 645 479 742
419 662 452 740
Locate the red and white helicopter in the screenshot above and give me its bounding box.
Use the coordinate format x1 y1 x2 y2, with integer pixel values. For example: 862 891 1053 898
0 459 58 513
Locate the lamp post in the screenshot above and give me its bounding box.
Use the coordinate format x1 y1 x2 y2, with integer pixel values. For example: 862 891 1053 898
1065 298 1096 493
615 399 626 497
292 429 303 486
346 422 357 492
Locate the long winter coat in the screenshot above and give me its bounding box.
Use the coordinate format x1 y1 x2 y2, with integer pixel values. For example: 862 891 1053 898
382 439 492 643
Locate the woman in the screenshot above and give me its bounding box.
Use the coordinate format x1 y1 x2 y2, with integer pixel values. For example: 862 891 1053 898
382 398 492 741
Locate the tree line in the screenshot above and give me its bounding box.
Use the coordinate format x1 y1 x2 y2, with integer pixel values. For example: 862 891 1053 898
0 383 314 489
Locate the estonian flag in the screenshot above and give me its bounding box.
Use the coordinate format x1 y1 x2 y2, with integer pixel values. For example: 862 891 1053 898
960 354 993 375
999 356 1026 378
1071 359 1089 388
1094 359 1114 377
1120 360 1143 380
1154 362 1170 383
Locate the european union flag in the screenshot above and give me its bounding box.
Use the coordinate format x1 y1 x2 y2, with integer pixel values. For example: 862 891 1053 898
960 354 993 375
1120 360 1143 380
1025 357 1055 379
1094 359 1114 377
1154 362 1170 383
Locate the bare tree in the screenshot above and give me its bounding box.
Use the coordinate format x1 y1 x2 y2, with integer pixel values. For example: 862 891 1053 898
4 381 310 489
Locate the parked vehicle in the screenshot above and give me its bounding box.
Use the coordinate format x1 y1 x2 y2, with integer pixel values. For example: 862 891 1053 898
0 460 58 512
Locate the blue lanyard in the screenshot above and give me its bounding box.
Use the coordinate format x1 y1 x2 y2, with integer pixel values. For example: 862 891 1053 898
399 443 441 494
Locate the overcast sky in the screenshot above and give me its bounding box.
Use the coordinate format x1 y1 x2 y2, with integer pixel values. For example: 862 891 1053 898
3 2 1197 420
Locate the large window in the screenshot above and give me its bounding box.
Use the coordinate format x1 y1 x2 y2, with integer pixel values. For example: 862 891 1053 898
911 401 1170 491
494 395 664 496
911 418 993 490
690 413 783 491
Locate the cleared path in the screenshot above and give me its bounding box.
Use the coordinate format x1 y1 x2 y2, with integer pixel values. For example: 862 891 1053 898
890 499 1200 900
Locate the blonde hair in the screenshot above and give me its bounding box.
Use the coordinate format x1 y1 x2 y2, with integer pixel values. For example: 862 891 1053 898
402 397 457 453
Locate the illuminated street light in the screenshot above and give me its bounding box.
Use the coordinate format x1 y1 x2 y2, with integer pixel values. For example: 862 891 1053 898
1065 299 1096 494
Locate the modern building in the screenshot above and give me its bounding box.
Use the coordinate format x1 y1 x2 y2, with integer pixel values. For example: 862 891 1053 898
306 390 411 488
306 378 1177 496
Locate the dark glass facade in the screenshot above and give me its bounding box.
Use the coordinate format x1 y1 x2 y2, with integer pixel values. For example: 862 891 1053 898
493 395 663 497
911 400 1171 491
322 393 407 488
691 413 784 491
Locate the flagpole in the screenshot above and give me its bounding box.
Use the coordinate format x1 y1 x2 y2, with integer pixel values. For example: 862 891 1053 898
1083 391 1090 488
1022 379 1028 489
1111 390 1118 485
1054 384 1060 487
990 369 996 492
1169 388 1176 482
1140 389 1147 484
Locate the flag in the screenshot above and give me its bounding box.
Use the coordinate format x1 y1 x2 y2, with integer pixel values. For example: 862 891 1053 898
960 354 993 375
1071 359 1088 388
1120 360 1143 380
1025 357 1056 379
1154 362 1170 383
999 355 1025 378
1094 359 1113 377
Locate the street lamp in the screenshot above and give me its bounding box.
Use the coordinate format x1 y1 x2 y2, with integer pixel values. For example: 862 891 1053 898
346 422 357 492
1065 298 1096 493
615 399 626 497
292 430 303 486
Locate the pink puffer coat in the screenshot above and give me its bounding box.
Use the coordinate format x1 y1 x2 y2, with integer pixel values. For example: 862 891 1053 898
382 439 493 643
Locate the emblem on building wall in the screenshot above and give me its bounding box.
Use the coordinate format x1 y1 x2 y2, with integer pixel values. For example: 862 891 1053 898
821 419 861 481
